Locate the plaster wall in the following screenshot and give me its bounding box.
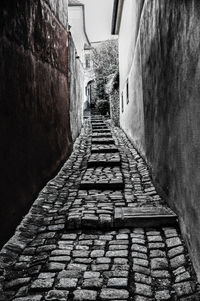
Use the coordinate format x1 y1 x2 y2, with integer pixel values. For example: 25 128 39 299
68 6 88 63
119 0 145 154
0 0 72 246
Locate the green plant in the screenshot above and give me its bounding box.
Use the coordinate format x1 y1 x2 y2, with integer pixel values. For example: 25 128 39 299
96 100 110 116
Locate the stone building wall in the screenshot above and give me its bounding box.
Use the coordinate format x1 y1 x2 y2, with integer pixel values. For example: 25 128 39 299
106 73 120 127
68 33 84 141
119 0 200 280
0 0 72 246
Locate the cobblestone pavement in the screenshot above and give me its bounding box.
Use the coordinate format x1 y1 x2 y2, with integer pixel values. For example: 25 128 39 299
0 116 199 300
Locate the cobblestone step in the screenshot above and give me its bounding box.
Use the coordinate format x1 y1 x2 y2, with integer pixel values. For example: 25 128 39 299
115 207 177 228
92 124 108 128
91 145 119 153
88 153 121 168
92 133 112 138
92 129 111 133
92 138 115 144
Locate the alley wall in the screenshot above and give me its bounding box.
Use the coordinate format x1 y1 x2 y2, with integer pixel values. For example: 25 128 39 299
119 0 200 280
68 33 84 141
0 0 72 246
119 0 145 155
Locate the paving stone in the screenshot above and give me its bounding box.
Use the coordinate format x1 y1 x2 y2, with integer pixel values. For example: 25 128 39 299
67 263 88 271
47 262 65 271
73 289 97 300
84 272 100 279
134 273 152 285
96 257 111 264
150 250 166 258
107 278 128 288
31 279 54 290
133 258 149 267
135 283 153 297
82 278 103 288
106 250 128 257
56 278 78 289
132 264 151 275
91 264 109 271
58 270 82 279
173 281 196 297
100 288 129 299
49 256 71 262
38 273 56 279
90 250 105 258
151 258 168 270
166 237 182 248
5 278 31 289
170 254 186 269
45 290 69 300
168 246 184 258
151 270 170 278
175 271 191 283
155 290 171 300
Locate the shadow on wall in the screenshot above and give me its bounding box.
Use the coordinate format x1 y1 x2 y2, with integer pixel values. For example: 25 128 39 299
139 0 200 281
0 0 73 247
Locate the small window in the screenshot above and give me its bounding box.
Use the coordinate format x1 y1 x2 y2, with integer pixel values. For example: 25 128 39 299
121 92 124 113
126 79 129 104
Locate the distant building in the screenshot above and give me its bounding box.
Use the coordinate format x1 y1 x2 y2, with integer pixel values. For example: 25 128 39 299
68 0 95 113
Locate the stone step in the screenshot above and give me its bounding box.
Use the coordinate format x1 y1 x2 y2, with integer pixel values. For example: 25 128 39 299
92 129 111 133
91 122 106 125
88 160 121 168
92 127 108 131
66 205 177 230
92 138 115 144
91 146 119 153
92 133 113 138
114 207 177 227
88 153 121 167
80 181 124 190
91 121 106 123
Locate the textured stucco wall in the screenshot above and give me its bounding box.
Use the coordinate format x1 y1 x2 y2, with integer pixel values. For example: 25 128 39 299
119 0 200 280
68 33 84 141
0 0 72 246
140 0 200 280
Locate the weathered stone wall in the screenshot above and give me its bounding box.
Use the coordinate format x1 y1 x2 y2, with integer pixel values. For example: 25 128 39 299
68 33 84 141
106 73 120 127
0 0 72 246
120 0 200 280
110 89 120 127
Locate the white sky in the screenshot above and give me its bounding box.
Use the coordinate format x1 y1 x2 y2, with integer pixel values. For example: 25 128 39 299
81 0 115 42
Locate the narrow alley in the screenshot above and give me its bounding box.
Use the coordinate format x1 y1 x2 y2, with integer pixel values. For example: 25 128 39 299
0 116 199 300
1 0 200 300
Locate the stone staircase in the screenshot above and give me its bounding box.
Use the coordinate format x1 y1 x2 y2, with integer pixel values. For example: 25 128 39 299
65 116 177 230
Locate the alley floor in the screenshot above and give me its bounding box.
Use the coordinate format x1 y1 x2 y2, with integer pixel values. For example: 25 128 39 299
0 117 199 301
